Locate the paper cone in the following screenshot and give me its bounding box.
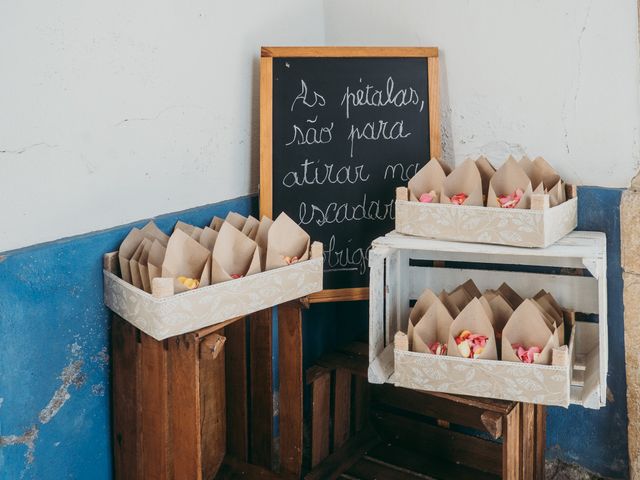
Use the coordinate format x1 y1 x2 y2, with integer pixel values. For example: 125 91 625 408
129 238 150 290
141 221 169 247
199 227 218 251
412 299 454 354
439 290 461 318
407 289 439 348
408 158 446 202
138 240 153 293
502 299 560 364
242 216 261 240
447 298 497 360
119 228 145 284
486 294 513 337
532 157 565 206
175 221 203 242
225 212 247 231
162 229 212 293
475 156 496 199
532 293 565 345
210 216 224 231
147 240 166 291
265 212 310 270
447 286 473 313
441 158 484 206
211 222 261 284
487 156 533 208
497 283 524 310
255 216 274 271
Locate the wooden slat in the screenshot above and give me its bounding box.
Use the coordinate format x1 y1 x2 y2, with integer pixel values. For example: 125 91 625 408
372 384 503 439
140 333 170 479
259 57 273 218
520 403 535 480
278 302 304 477
168 334 201 480
261 46 439 58
534 405 547 480
311 371 331 467
309 287 369 303
333 369 352 450
372 409 502 476
427 56 441 160
305 428 380 480
111 316 140 480
200 332 227 479
366 443 501 480
352 376 369 434
225 318 249 461
502 403 521 480
249 309 273 468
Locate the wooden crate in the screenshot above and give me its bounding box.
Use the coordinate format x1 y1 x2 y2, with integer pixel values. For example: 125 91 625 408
369 231 608 409
395 185 578 248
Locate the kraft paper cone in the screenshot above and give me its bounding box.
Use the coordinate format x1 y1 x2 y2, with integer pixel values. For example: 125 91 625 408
266 212 310 270
138 240 153 293
412 299 454 354
487 156 533 209
147 240 166 291
532 157 565 206
211 222 261 284
119 228 145 284
129 238 150 290
174 221 203 242
199 227 218 251
441 158 484 206
485 294 513 338
408 158 446 202
475 156 496 198
242 216 260 240
255 216 274 271
407 289 439 349
497 283 524 310
532 293 565 346
447 286 473 313
225 212 247 231
439 290 461 318
162 229 212 293
518 156 535 184
210 216 224 232
141 221 169 247
447 298 497 360
478 296 494 324
456 279 482 299
502 299 560 365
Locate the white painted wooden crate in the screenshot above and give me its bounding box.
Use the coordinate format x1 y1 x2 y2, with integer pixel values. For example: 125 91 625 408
395 187 578 248
103 242 323 340
368 231 607 409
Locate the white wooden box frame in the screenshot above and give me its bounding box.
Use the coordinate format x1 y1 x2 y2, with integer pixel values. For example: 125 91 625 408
395 187 578 248
103 242 323 340
368 231 607 409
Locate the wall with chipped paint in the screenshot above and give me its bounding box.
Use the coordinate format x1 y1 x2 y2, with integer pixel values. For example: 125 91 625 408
0 0 325 253
0 196 255 479
323 0 640 188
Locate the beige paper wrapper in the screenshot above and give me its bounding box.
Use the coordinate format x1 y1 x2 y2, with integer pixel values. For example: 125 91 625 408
502 299 560 365
210 216 224 232
225 212 247 231
147 240 166 291
199 227 218 251
174 221 203 242
408 158 447 202
532 295 565 346
242 216 260 240
439 290 461 318
456 279 482 299
441 158 484 206
162 229 212 293
141 221 169 246
486 294 513 337
138 240 153 293
211 222 261 284
412 299 454 354
407 289 439 348
255 216 274 271
497 282 524 310
475 156 496 198
447 287 473 313
266 212 310 270
447 298 497 360
532 157 566 206
129 238 150 290
119 228 145 284
487 156 533 209
518 156 536 185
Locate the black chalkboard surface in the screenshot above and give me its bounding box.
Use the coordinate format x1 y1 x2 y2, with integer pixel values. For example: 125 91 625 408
260 47 440 301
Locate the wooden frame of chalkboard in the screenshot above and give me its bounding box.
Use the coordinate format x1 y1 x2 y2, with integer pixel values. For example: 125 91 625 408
260 46 440 303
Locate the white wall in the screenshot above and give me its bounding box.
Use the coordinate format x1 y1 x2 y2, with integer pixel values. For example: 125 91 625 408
2 1 639 252
0 1 325 252
324 0 640 188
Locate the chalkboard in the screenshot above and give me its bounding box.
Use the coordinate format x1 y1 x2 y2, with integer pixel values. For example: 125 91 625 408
260 47 440 302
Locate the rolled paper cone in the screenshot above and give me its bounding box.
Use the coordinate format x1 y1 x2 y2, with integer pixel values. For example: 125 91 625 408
211 222 261 283
265 212 310 270
408 288 439 348
447 298 497 360
162 229 211 292
119 228 145 284
225 212 247 231
141 221 170 247
407 158 446 202
441 158 483 206
487 156 533 209
502 299 560 364
412 300 454 354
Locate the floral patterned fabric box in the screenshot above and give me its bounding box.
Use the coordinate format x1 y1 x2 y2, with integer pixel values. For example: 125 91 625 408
395 187 578 248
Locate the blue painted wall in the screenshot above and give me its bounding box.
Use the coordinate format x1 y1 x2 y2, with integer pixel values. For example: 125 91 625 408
0 195 255 480
0 187 629 478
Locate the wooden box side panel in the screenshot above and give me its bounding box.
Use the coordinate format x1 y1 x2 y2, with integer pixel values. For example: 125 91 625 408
103 256 322 340
393 350 571 407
